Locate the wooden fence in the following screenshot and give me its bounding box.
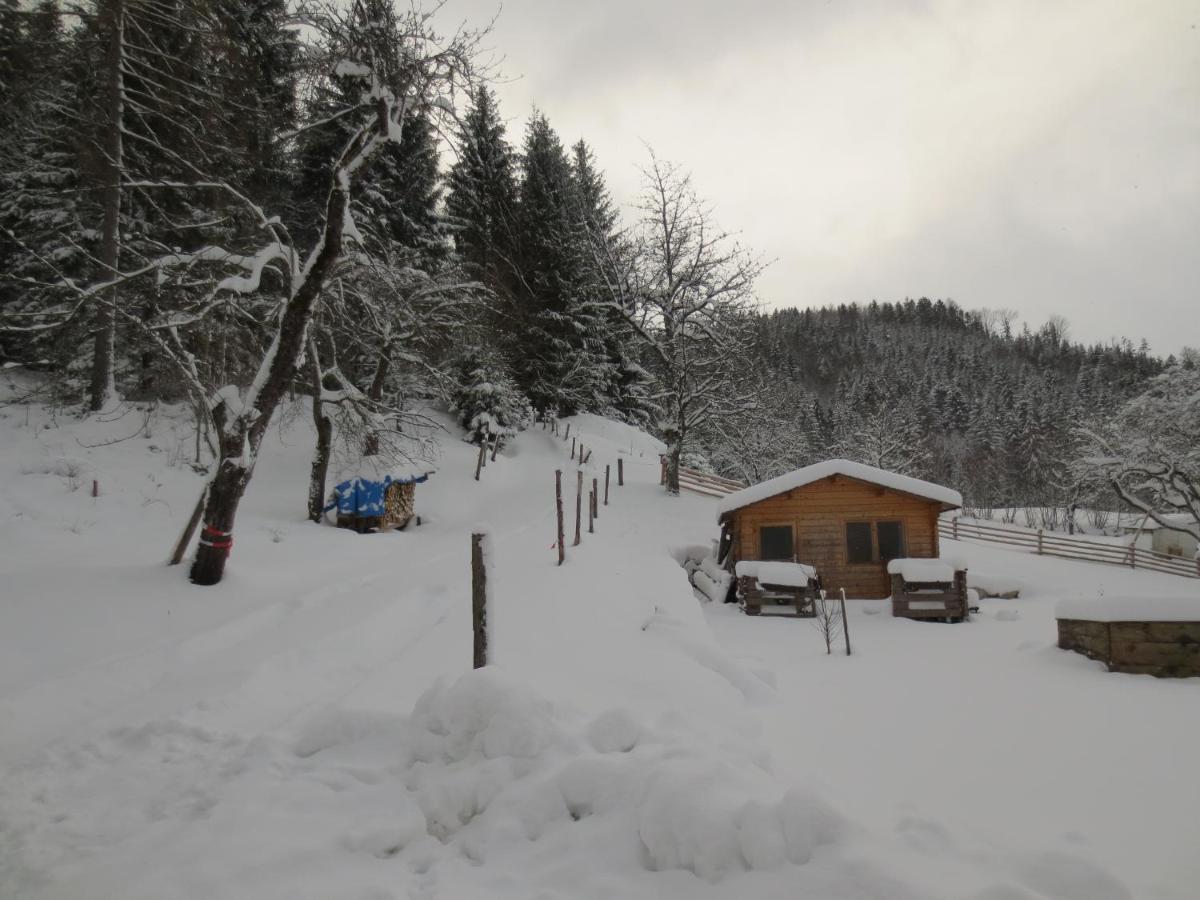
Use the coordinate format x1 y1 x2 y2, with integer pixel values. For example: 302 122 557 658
660 459 745 498
940 517 1199 580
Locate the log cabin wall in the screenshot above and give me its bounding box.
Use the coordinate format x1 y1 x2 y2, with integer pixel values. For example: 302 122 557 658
729 475 943 599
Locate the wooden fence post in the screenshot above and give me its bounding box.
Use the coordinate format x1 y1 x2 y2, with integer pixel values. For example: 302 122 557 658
588 489 595 533
953 517 959 541
571 437 576 460
491 434 500 462
840 588 851 656
564 423 570 442
618 457 624 486
574 470 583 546
556 470 565 565
604 465 610 505
592 478 599 519
472 532 488 668
1130 545 1136 569
1036 529 1043 555
475 442 485 481
660 456 666 485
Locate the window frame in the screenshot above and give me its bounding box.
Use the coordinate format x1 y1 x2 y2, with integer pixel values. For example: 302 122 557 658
845 521 874 564
758 523 796 561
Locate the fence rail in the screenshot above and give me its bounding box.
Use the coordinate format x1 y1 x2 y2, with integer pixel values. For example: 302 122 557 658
660 459 746 497
940 517 1199 580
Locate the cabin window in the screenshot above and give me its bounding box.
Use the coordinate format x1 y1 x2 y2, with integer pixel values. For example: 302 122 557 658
845 522 873 563
759 525 794 561
876 521 905 561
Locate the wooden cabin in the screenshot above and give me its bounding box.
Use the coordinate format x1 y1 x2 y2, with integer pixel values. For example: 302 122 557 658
716 460 962 599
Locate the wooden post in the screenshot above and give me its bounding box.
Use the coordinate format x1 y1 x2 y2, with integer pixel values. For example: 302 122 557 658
490 434 500 462
618 457 624 486
92 479 99 498
604 465 610 505
660 456 666 485
1036 529 1043 555
556 470 565 566
1130 545 1136 570
475 442 485 481
583 449 592 464
571 437 576 460
840 588 851 656
592 478 599 520
472 532 488 669
580 443 585 464
953 516 959 541
588 489 595 533
564 423 570 442
574 470 583 546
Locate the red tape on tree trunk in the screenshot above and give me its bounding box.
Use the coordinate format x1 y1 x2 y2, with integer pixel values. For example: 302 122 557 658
199 525 233 555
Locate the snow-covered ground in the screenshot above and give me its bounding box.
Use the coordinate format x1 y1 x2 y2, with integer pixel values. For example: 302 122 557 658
1 388 1197 899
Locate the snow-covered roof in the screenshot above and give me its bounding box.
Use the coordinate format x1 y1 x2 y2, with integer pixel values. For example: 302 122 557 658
716 459 962 522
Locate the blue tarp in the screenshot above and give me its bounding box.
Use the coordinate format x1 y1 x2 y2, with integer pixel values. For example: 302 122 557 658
325 473 429 517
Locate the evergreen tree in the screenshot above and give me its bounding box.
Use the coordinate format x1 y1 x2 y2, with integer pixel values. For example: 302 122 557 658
444 86 518 292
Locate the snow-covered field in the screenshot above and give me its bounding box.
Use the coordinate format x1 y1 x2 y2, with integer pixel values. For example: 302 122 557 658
1 389 1197 899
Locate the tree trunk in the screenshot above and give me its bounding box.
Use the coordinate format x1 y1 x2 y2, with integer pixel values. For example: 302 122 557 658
88 0 123 412
307 345 332 522
189 417 250 585
665 435 682 495
362 348 390 456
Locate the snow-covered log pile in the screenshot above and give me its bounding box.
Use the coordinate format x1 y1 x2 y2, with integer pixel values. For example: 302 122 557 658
691 553 733 603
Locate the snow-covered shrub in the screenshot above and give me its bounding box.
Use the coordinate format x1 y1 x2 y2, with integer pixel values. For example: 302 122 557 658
448 349 531 446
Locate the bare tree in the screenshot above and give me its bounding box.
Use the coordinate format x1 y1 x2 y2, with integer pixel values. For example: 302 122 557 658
180 2 486 585
604 153 763 493
811 590 842 655
833 404 932 476
1081 361 1200 546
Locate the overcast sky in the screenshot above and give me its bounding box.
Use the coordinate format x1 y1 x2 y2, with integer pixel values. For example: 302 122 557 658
443 0 1198 355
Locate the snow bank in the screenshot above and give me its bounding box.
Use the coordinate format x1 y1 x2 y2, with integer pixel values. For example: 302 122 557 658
559 412 666 458
348 667 844 884
717 458 962 521
968 571 1026 597
887 557 962 582
1055 596 1200 622
735 560 817 586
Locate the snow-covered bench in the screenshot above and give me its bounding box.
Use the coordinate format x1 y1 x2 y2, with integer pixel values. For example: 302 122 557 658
887 558 969 623
734 561 820 618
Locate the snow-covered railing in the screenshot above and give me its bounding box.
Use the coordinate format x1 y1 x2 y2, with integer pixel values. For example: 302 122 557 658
940 517 1199 580
660 459 746 498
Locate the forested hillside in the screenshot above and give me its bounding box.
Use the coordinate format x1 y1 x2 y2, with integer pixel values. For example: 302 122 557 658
696 300 1169 512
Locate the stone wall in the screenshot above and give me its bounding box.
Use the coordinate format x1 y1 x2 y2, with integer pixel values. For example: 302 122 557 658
1057 618 1200 677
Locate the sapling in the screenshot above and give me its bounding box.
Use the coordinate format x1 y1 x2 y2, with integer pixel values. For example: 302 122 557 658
812 589 843 656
